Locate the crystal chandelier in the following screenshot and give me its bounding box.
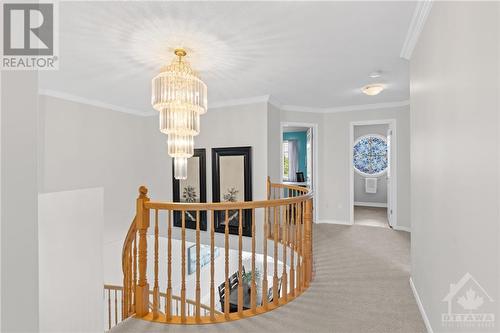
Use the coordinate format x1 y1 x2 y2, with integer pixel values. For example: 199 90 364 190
152 49 207 179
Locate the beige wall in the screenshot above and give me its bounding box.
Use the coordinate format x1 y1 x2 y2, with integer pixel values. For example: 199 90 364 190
39 95 149 244
267 102 282 184
410 2 499 331
1 71 39 332
38 188 104 332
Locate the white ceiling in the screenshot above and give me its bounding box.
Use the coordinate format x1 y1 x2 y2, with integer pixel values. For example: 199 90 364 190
40 1 417 115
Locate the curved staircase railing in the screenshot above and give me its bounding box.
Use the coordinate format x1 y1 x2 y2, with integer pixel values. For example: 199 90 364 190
119 177 313 325
104 284 221 330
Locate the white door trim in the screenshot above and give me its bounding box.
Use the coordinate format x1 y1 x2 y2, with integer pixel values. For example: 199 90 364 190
280 121 319 223
349 119 398 228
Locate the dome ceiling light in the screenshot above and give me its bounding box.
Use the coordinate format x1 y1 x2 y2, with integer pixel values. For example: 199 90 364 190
152 48 208 179
361 83 385 96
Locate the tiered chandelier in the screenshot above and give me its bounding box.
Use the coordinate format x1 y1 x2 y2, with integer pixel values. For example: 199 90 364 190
151 49 208 179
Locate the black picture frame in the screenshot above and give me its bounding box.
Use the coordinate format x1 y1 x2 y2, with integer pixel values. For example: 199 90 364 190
173 149 207 230
212 146 252 236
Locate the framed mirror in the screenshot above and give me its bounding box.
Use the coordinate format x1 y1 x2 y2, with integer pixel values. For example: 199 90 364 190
172 148 207 230
212 146 252 236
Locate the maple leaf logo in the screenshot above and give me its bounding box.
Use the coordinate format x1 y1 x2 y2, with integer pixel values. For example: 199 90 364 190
457 289 484 311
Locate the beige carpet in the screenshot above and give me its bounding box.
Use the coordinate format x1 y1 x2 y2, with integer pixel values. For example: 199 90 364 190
110 224 425 333
354 206 389 228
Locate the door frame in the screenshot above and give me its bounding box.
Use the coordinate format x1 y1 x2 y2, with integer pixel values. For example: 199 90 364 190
280 121 319 223
349 119 397 227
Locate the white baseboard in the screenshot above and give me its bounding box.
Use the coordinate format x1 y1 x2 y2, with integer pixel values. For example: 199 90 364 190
316 219 352 225
393 225 411 232
354 201 387 208
409 277 434 333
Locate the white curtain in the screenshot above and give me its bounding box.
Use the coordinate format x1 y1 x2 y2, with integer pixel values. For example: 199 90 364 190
288 140 299 181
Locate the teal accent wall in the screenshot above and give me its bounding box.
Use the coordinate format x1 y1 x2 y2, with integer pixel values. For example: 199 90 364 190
283 131 307 178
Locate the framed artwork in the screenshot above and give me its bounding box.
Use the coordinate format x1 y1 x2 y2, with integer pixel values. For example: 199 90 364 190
173 149 207 230
187 243 220 275
212 146 252 236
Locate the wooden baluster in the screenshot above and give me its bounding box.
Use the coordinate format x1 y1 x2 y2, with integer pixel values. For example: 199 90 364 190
237 209 243 315
296 202 302 292
153 209 159 319
108 289 111 330
266 176 271 200
304 199 313 286
251 208 256 312
301 201 306 290
282 204 288 301
262 207 268 309
132 233 137 313
210 210 215 321
123 250 129 319
273 206 279 305
290 202 296 297
121 288 125 321
181 211 186 322
166 210 172 321
136 186 150 317
195 211 201 322
115 289 118 325
127 245 137 317
224 209 230 319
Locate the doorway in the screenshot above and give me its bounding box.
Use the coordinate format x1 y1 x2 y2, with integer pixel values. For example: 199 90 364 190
280 122 318 222
349 120 397 228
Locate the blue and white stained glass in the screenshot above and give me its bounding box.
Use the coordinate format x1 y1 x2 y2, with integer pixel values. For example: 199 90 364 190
353 135 388 176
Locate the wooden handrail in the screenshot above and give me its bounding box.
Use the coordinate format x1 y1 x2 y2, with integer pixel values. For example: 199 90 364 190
144 194 312 211
120 178 314 325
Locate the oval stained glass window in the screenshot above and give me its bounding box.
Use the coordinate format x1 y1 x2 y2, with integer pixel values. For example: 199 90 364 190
353 135 388 176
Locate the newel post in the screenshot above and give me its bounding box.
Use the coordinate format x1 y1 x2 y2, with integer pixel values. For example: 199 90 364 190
304 198 313 286
135 186 150 317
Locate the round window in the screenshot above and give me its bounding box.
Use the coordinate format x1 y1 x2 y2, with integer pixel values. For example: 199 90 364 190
353 134 388 177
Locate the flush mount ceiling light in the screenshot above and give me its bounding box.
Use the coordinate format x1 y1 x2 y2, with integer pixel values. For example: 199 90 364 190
152 48 208 180
361 83 385 96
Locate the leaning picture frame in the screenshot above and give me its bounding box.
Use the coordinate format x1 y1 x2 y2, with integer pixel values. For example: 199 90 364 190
172 148 207 230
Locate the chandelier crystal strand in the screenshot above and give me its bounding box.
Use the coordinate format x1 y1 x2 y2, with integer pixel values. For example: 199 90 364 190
151 49 208 180
167 133 194 157
173 157 188 180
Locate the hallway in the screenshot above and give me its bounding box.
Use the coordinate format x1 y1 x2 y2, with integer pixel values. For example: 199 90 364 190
111 224 425 333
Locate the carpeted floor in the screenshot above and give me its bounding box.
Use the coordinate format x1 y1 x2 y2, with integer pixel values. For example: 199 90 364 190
354 206 389 228
110 224 426 333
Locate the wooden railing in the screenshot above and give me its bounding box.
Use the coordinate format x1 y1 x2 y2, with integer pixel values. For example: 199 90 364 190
104 284 221 330
120 177 313 325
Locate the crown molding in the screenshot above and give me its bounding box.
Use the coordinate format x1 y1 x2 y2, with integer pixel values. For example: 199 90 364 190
400 0 434 60
39 89 409 117
278 100 410 114
208 95 270 109
38 89 155 116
